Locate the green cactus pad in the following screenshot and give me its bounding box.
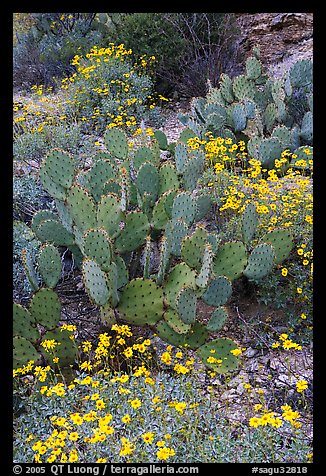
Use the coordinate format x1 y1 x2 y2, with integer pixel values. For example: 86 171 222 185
163 190 178 219
198 337 238 373
88 160 118 202
117 278 164 325
289 59 313 88
202 276 232 307
103 179 121 196
22 249 40 292
175 287 197 324
247 137 262 161
219 73 234 104
232 75 256 101
271 126 293 150
246 56 262 80
106 262 119 307
196 243 213 288
156 237 171 286
163 309 191 334
172 192 196 226
114 255 129 289
34 219 75 247
67 185 97 233
185 322 209 349
179 128 197 144
194 194 212 222
82 258 110 306
132 146 155 170
39 164 67 200
165 219 189 257
207 233 220 254
55 199 74 233
104 128 128 159
260 229 293 264
155 320 186 348
31 210 59 234
164 263 196 308
244 243 275 280
151 194 170 230
29 288 61 329
136 162 159 205
38 244 62 288
183 154 204 191
242 202 258 245
41 328 78 368
300 111 313 143
212 242 247 281
43 149 75 189
175 142 189 173
206 306 228 332
97 194 124 239
83 228 112 272
154 130 168 150
13 303 39 342
232 103 247 131
158 163 180 195
114 211 150 253
259 138 283 169
181 225 207 270
263 103 277 132
13 336 40 369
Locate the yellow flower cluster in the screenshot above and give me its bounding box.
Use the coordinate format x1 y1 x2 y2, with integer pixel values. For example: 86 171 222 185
250 404 302 429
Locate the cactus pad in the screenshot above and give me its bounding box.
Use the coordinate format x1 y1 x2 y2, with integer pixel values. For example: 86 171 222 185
202 276 232 307
195 243 213 288
165 219 189 257
260 229 293 264
244 243 275 280
104 128 128 159
172 192 196 226
181 226 207 270
13 336 40 369
164 263 196 308
34 219 75 247
206 306 228 332
29 288 61 329
198 337 238 373
212 242 247 281
82 258 110 306
39 165 67 200
67 185 97 233
13 303 39 342
43 149 75 189
133 146 155 170
158 163 180 194
97 194 124 239
38 244 62 288
117 278 164 325
242 202 258 245
41 328 78 368
88 160 117 202
83 228 112 272
163 309 191 334
115 211 150 253
175 287 197 324
136 162 159 205
174 143 189 173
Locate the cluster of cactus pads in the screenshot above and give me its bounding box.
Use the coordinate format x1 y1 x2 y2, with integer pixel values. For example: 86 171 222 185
179 47 313 170
14 247 77 369
14 125 293 373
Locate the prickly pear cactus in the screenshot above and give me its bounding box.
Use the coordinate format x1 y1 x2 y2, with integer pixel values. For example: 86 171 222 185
24 126 295 374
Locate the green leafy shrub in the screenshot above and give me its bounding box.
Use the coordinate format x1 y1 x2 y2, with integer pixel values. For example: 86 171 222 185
112 13 242 97
59 44 162 134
